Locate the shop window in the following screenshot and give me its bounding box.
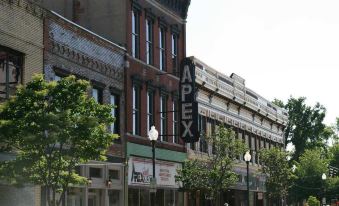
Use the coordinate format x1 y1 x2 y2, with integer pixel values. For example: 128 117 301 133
140 189 149 206
88 189 103 206
89 167 102 178
0 46 23 101
109 169 119 180
128 188 139 206
165 190 175 206
67 188 84 206
156 189 164 206
108 190 120 206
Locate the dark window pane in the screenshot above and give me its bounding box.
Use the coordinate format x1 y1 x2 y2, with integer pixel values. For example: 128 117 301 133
89 168 102 178
109 170 119 180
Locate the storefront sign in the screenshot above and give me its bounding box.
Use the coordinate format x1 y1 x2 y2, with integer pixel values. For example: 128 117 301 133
179 58 199 143
128 157 181 188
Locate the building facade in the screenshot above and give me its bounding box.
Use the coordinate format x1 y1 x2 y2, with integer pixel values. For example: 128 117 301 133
188 57 288 206
43 11 126 206
35 0 191 205
0 0 45 205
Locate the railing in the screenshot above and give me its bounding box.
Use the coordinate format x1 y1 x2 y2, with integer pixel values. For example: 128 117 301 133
195 66 288 124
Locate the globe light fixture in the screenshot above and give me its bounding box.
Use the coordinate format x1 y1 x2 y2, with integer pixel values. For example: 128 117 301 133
322 173 327 206
244 151 252 206
148 126 159 141
148 126 159 206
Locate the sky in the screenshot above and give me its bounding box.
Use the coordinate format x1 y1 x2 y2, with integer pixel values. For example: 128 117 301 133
186 0 339 125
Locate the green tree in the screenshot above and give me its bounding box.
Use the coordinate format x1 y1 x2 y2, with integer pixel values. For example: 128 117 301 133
259 147 293 202
0 75 117 206
176 126 246 206
272 98 285 108
291 149 328 202
307 196 320 206
283 97 327 161
329 143 339 169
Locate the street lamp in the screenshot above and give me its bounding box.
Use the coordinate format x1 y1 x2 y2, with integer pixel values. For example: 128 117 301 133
322 173 327 206
244 151 252 206
148 126 159 206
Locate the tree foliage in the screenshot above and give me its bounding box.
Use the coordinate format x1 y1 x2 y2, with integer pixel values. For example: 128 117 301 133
291 149 328 201
307 196 320 206
259 147 293 200
329 143 339 168
176 126 246 206
0 75 117 206
282 97 327 161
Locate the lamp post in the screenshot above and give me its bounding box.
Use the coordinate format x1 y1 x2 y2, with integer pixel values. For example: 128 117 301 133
322 173 327 206
148 126 159 206
244 151 252 206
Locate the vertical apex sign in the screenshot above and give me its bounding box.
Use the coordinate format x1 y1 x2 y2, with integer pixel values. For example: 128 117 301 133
179 58 199 143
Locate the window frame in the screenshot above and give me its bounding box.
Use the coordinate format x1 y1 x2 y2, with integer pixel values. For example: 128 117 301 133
92 86 103 104
132 85 141 135
171 33 178 74
131 9 140 58
147 89 155 132
159 27 166 71
160 94 167 141
0 46 24 101
172 98 179 144
146 18 153 65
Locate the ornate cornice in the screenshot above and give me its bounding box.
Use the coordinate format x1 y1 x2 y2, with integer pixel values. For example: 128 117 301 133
49 41 123 82
1 0 46 19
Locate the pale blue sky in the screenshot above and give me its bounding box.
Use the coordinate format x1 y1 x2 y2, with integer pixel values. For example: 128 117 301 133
186 0 339 125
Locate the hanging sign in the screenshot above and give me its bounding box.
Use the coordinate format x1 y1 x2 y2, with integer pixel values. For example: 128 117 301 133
179 58 199 143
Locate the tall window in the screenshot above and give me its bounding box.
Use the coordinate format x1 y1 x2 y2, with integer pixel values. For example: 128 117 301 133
147 90 154 132
110 94 120 136
172 99 179 144
0 46 23 101
92 87 103 104
132 86 140 135
146 19 153 65
171 34 178 74
132 9 140 58
159 27 166 71
160 95 167 141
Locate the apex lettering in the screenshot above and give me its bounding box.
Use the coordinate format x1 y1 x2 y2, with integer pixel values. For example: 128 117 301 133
179 58 199 143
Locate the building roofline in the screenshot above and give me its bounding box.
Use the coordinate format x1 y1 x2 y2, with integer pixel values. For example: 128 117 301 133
50 11 127 52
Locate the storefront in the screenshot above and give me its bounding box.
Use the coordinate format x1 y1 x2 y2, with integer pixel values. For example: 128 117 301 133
127 156 184 206
58 161 125 206
125 138 187 206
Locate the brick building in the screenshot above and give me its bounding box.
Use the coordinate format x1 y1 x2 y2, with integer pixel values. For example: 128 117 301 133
0 0 127 205
43 10 126 206
0 1 45 205
34 0 192 205
188 57 288 206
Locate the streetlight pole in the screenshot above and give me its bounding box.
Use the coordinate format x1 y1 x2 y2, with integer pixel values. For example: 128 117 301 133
148 126 159 206
322 173 327 206
244 151 252 206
